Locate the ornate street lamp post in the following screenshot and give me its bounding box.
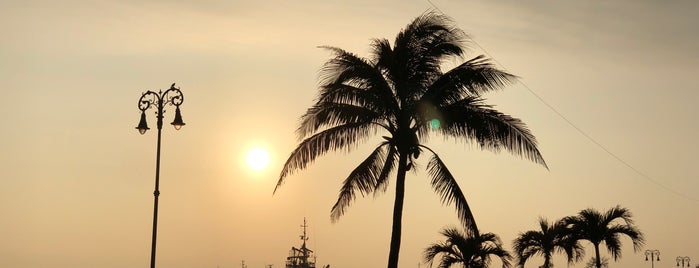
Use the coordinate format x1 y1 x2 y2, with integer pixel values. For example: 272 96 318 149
135 83 185 268
645 249 660 268
677 256 691 268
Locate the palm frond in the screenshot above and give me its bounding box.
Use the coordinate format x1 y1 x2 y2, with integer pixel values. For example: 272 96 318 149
391 12 466 104
603 205 634 225
424 148 478 234
513 230 544 267
370 38 394 68
318 46 373 86
577 208 602 224
411 27 465 93
479 239 512 268
316 46 398 127
318 46 397 107
607 224 645 252
427 227 469 268
439 97 547 168
373 144 398 196
275 122 376 192
394 12 464 61
317 83 384 111
603 233 623 260
319 77 397 116
424 55 518 106
442 226 470 245
424 242 458 267
330 142 389 222
438 255 461 268
556 222 585 264
550 219 585 264
296 102 381 140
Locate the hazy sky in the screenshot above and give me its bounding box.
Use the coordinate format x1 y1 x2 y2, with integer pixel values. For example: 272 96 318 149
1 1 697 268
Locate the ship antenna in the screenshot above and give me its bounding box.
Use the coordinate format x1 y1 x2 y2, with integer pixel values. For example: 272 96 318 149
300 217 309 249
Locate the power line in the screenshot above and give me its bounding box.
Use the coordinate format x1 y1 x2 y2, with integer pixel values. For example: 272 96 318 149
425 0 698 202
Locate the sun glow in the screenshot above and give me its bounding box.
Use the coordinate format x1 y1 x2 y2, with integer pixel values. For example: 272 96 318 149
246 147 270 171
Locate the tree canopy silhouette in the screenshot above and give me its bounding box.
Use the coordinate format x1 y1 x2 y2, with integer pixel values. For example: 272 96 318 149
562 206 645 268
275 12 546 268
512 217 583 268
424 227 512 268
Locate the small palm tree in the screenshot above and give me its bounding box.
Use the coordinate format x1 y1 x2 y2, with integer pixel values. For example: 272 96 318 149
425 227 512 268
563 206 645 268
513 217 583 268
584 257 609 268
274 12 546 268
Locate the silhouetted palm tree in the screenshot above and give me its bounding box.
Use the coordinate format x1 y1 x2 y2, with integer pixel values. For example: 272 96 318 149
584 257 608 268
424 227 511 268
274 12 546 268
562 206 645 268
512 217 583 268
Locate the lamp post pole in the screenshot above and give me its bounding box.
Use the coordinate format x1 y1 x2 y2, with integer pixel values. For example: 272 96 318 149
136 83 186 268
677 256 691 268
645 250 660 268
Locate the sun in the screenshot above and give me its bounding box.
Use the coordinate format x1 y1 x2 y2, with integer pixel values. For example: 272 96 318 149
246 147 270 171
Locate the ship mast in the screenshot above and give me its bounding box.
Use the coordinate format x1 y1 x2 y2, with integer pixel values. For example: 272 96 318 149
300 217 309 253
285 217 316 268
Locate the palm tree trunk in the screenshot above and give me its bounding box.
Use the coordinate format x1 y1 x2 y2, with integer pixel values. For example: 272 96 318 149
543 253 551 268
387 152 408 268
594 243 601 268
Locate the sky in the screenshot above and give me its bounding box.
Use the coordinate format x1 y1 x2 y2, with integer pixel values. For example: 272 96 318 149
1 0 698 267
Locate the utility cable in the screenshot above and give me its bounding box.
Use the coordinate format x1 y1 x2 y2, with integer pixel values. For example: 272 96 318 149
425 0 699 202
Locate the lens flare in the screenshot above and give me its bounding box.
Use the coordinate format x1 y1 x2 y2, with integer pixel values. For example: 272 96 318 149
429 118 441 129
